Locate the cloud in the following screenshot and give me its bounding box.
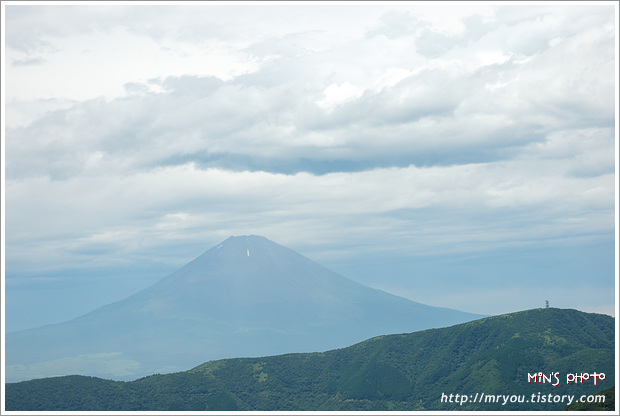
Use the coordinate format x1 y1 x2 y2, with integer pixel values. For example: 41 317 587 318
11 57 46 66
7 34 613 179
3 4 616 326
6 155 614 276
5 3 614 270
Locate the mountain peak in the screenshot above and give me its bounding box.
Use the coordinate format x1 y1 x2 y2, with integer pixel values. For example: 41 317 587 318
195 234 287 264
217 235 277 251
6 235 483 382
216 235 270 258
223 234 269 242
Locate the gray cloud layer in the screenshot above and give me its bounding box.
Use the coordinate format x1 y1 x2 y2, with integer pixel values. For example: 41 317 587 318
3 4 616 324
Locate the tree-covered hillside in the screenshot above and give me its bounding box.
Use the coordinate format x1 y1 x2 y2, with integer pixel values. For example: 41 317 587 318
5 308 615 411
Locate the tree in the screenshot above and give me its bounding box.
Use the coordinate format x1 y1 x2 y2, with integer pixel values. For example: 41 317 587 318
545 300 549 308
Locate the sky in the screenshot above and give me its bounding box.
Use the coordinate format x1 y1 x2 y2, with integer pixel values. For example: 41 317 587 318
2 1 618 333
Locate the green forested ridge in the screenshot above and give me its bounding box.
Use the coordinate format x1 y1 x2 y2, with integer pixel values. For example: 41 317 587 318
5 308 615 411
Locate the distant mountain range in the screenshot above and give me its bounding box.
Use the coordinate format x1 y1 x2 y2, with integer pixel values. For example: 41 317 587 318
6 235 481 382
6 308 614 411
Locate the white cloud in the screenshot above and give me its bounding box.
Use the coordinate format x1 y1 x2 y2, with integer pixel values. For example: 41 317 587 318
3 3 616 324
6 26 261 102
6 153 614 275
317 82 366 110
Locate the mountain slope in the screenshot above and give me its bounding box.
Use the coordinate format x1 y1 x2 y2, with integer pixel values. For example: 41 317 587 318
5 308 615 411
6 235 481 382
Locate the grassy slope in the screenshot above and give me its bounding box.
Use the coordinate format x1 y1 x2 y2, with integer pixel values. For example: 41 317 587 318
5 308 615 411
